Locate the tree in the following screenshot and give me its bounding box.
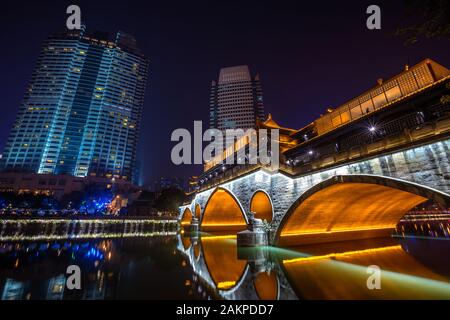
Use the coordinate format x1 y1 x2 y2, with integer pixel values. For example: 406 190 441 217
59 184 113 214
396 0 450 45
60 190 84 210
154 187 186 213
80 184 113 214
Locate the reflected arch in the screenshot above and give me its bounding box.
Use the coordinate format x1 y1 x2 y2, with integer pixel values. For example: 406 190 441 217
200 187 248 232
193 242 200 260
181 208 193 226
201 236 248 291
194 204 201 219
250 190 273 223
275 175 450 246
254 271 279 300
181 235 192 250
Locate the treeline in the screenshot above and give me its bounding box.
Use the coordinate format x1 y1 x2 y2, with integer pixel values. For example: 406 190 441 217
0 184 114 214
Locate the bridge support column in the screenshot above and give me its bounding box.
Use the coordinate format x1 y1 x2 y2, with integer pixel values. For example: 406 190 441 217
237 212 268 247
238 246 270 273
189 218 199 234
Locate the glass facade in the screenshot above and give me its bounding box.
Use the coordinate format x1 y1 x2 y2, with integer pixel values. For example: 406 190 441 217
0 27 149 183
209 65 265 131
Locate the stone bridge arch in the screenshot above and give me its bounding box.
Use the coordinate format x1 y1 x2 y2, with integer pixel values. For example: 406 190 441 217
194 203 201 220
274 175 450 246
180 207 193 226
191 171 277 226
200 187 249 231
250 190 274 223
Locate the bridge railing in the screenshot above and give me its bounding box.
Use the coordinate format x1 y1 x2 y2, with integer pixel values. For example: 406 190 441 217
287 112 450 176
194 163 273 193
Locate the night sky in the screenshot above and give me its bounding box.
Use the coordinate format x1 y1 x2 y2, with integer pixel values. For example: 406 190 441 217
0 1 449 187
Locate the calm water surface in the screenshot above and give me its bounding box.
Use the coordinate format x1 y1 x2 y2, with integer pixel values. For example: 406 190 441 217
1 220 450 300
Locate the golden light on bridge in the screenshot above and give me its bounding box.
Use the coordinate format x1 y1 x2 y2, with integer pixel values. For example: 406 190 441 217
250 191 273 222
281 243 450 299
194 204 201 219
180 208 193 226
278 182 427 246
201 188 247 231
193 243 200 259
181 235 191 250
217 281 237 290
283 245 402 264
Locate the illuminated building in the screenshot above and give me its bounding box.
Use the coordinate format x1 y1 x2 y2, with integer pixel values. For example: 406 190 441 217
210 65 265 132
188 176 199 192
0 26 149 184
285 59 450 168
46 275 66 300
1 279 28 300
313 59 450 136
201 113 298 178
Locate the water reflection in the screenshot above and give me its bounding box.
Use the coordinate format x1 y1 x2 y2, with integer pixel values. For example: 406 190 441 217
281 239 450 299
1 221 450 299
178 231 450 300
0 236 205 300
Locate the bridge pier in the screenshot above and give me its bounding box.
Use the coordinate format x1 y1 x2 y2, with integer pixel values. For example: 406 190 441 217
189 218 199 233
237 213 268 247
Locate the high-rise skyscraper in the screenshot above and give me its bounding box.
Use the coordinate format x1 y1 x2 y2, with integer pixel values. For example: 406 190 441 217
0 26 149 184
209 65 264 131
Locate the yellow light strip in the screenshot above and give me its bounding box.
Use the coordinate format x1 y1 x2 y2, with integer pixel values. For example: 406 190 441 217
0 231 177 242
201 223 246 225
217 281 236 290
281 225 394 237
283 245 401 264
0 219 176 224
201 223 246 227
201 235 237 240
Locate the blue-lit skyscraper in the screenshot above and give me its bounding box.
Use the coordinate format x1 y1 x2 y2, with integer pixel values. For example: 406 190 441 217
0 27 149 183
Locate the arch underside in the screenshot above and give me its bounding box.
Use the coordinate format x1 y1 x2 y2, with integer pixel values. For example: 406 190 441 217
277 181 428 246
181 235 191 250
181 208 193 226
250 191 273 222
195 204 201 219
201 188 247 232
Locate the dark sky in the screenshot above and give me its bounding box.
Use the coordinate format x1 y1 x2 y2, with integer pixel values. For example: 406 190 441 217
0 1 449 187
